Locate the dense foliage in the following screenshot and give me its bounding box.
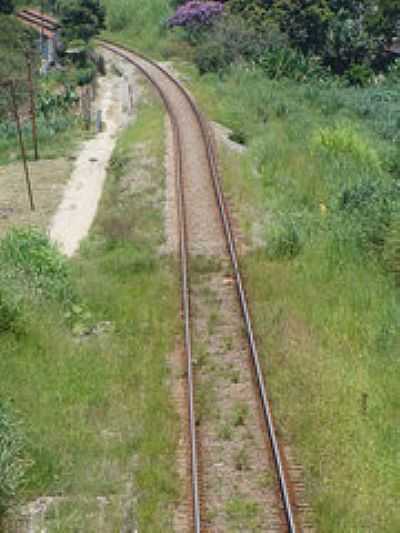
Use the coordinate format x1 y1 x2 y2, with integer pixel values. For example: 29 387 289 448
0 0 14 14
58 0 106 44
168 0 400 82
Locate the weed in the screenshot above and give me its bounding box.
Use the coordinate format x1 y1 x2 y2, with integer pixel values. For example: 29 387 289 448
230 369 240 384
225 497 261 530
207 310 219 336
265 215 302 260
223 336 233 352
232 402 248 427
234 447 249 471
218 423 232 441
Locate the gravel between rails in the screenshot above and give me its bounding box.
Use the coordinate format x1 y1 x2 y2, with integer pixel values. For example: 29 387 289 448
105 49 286 531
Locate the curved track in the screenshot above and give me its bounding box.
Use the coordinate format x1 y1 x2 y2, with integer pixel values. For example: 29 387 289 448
17 10 299 532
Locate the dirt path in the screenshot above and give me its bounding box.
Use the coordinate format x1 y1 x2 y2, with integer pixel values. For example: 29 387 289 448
49 55 140 256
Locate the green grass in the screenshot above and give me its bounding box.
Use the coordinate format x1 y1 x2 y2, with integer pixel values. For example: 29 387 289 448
0 90 180 531
159 58 400 530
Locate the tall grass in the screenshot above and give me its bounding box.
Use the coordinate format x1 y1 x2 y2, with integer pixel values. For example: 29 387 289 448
0 92 180 530
181 63 400 531
102 0 172 54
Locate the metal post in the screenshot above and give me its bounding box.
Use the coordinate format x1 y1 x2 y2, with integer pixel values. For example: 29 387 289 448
96 110 102 132
10 82 35 211
26 53 39 161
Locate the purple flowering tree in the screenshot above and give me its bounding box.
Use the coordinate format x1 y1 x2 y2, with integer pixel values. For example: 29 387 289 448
168 1 224 30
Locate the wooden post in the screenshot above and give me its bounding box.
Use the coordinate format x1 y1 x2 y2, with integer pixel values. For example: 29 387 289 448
9 81 35 211
39 0 44 57
26 53 39 161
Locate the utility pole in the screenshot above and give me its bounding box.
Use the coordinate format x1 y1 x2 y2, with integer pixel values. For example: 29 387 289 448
40 0 44 57
26 52 39 161
8 81 35 211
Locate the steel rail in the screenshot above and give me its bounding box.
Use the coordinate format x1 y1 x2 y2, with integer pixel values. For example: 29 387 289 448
17 11 201 526
16 11 58 32
19 9 60 27
98 39 298 532
96 41 202 533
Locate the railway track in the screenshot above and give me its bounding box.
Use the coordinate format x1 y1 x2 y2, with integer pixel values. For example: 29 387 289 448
17 9 301 532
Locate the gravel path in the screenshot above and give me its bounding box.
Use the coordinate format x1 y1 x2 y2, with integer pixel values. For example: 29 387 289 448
49 56 140 256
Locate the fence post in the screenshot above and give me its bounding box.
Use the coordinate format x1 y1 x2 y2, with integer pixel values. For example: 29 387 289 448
26 53 39 161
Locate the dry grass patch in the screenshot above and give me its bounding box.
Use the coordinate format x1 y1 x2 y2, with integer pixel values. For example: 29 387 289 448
0 159 71 237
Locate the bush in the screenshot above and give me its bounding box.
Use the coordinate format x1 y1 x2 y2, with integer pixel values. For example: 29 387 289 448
194 13 284 73
258 46 327 82
0 228 75 305
75 63 97 86
345 63 373 87
0 401 27 518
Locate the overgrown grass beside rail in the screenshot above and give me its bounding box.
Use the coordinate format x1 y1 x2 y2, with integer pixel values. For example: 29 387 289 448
166 62 400 531
0 91 180 531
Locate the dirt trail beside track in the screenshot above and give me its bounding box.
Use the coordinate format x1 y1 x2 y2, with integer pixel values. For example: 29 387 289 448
50 53 140 256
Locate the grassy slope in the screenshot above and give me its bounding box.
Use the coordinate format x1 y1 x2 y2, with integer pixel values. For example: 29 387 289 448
182 67 400 531
1 92 180 531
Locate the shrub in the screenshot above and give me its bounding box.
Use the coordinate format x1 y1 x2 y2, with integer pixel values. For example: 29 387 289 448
0 228 75 304
345 63 373 87
194 13 284 73
75 63 96 86
0 401 28 518
258 47 327 82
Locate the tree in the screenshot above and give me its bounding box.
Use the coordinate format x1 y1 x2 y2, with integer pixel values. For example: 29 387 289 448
370 0 400 42
58 0 106 44
267 0 394 74
0 0 14 15
0 16 35 80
